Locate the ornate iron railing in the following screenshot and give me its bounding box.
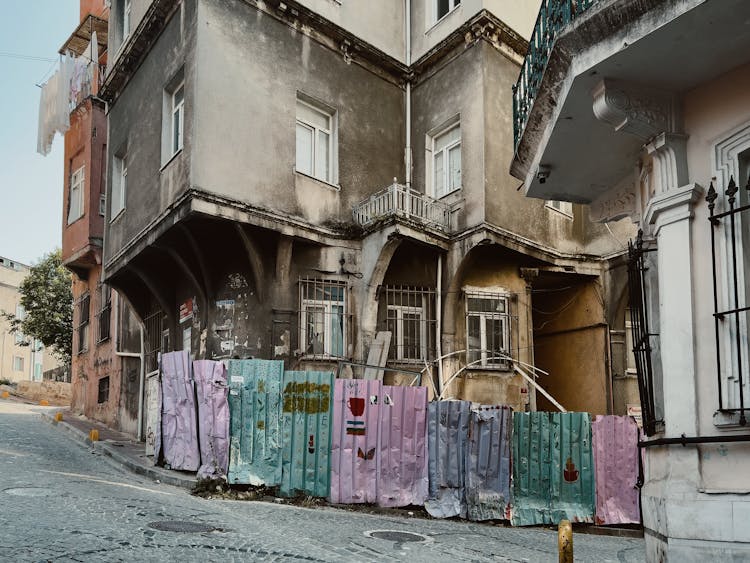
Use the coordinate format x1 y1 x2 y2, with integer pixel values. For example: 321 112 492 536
512 0 597 149
707 177 750 424
352 181 453 232
627 230 662 436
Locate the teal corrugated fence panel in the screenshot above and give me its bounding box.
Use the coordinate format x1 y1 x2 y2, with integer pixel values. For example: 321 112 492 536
511 412 595 526
227 359 284 486
280 371 334 497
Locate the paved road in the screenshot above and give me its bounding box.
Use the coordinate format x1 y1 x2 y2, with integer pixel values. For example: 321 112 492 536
0 400 645 562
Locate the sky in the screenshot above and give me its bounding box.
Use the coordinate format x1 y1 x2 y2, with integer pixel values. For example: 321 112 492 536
0 1 79 266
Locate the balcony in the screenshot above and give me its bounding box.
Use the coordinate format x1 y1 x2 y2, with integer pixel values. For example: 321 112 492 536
512 0 596 150
510 0 750 204
352 182 453 233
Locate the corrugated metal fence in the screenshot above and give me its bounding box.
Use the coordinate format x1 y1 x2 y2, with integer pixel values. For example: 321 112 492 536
512 412 595 526
152 356 641 525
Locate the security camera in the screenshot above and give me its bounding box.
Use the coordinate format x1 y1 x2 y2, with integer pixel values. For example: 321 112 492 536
537 165 550 184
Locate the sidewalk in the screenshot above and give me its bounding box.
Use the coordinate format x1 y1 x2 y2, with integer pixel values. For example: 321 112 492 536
40 408 197 490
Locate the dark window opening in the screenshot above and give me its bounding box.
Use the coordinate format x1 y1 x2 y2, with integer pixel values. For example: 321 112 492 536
97 376 110 404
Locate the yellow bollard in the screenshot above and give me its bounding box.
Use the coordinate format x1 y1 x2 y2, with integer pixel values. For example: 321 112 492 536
558 519 573 563
89 429 99 442
54 412 63 422
39 399 50 406
1 391 9 399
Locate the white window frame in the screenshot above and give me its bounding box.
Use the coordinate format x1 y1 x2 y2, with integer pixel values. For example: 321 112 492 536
434 0 461 24
111 155 127 220
299 280 346 358
546 200 574 218
171 82 185 156
122 0 132 42
14 304 25 345
295 96 337 185
465 289 511 369
13 356 24 372
387 304 428 362
68 165 85 224
428 121 461 199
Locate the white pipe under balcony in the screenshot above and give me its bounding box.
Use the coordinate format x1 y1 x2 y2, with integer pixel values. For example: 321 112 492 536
352 180 453 232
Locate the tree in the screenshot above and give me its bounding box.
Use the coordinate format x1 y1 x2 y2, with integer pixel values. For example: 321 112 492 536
2 250 73 364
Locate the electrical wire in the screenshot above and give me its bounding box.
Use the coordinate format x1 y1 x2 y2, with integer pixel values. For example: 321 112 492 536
0 51 57 63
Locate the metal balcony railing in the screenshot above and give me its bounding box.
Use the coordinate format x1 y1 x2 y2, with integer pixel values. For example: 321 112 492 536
352 181 453 232
513 0 597 149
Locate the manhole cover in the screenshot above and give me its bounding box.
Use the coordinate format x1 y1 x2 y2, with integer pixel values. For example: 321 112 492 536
4 487 54 497
364 530 431 543
148 521 216 533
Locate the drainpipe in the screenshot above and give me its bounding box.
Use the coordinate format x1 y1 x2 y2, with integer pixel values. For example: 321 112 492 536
404 0 412 188
436 254 443 395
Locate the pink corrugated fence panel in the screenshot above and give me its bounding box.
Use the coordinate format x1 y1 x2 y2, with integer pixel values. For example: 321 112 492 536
377 385 428 507
194 360 230 480
592 415 641 525
330 379 381 504
160 351 200 472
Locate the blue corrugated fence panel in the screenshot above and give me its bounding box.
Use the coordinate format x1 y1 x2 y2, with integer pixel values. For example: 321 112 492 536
280 370 334 498
511 412 595 526
466 405 513 521
425 400 471 518
227 359 284 486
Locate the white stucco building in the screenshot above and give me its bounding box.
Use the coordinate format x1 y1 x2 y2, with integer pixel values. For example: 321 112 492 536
509 0 750 560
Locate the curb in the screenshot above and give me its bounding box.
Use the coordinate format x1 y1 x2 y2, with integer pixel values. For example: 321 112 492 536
40 410 197 491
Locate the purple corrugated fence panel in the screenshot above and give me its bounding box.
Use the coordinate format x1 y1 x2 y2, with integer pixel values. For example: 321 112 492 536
194 360 230 480
160 351 200 471
377 385 428 507
592 415 641 525
330 379 381 504
466 405 513 521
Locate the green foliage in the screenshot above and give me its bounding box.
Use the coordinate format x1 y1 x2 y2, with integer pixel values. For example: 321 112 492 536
1 250 72 364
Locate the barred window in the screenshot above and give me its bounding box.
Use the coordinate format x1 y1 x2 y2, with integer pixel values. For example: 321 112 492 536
299 278 347 358
380 286 436 362
76 292 91 354
97 284 112 344
143 310 163 373
465 289 512 369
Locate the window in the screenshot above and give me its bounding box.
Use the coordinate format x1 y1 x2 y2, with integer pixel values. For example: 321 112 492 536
171 82 184 155
296 96 336 184
97 376 110 404
14 304 25 345
97 284 112 343
99 194 106 216
68 165 85 224
76 293 91 354
299 279 347 358
465 289 512 369
436 0 461 22
34 363 43 379
431 123 461 198
381 286 436 362
111 155 126 219
546 200 573 217
13 356 24 372
119 0 132 43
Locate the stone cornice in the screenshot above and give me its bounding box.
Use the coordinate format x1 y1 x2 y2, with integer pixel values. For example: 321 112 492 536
643 182 703 235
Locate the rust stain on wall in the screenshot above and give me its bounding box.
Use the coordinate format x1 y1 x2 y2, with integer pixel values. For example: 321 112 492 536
282 381 331 414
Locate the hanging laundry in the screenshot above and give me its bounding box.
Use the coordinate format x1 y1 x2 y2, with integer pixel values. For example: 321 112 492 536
36 54 73 156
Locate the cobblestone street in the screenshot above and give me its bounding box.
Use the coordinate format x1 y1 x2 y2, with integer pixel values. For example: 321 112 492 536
0 400 645 562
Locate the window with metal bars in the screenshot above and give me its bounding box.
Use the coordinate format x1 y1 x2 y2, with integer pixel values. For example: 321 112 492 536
379 286 436 362
707 172 750 423
627 230 663 436
464 289 514 369
76 293 91 354
97 284 112 344
298 278 348 359
143 310 163 373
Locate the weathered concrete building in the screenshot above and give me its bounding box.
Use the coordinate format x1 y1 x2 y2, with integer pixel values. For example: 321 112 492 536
100 0 635 430
60 0 142 435
509 0 750 559
0 256 61 383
